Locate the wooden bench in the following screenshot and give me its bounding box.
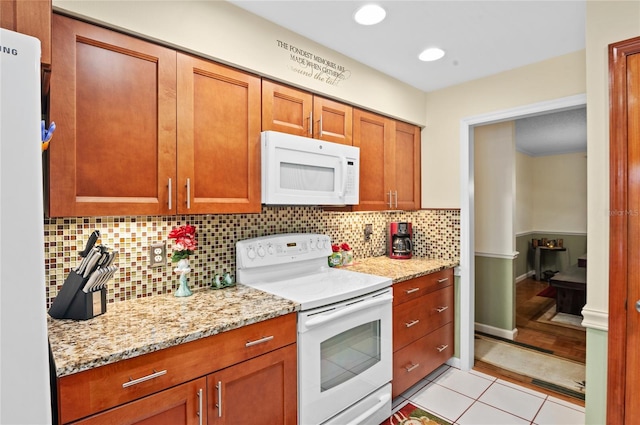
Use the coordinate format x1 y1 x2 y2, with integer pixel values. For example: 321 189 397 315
549 265 586 316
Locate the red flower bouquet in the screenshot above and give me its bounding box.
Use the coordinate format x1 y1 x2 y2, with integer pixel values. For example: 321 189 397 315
168 224 197 262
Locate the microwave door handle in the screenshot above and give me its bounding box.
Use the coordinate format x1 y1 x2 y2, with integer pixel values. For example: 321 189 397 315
339 156 347 199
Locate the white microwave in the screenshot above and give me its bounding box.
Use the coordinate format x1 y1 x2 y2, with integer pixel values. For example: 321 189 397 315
261 131 359 205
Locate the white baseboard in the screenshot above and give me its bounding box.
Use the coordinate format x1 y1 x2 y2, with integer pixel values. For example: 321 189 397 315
515 270 535 283
446 356 462 370
475 323 519 340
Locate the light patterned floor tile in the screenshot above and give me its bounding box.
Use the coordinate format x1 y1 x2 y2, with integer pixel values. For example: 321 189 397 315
411 382 475 423
457 401 530 425
478 382 545 421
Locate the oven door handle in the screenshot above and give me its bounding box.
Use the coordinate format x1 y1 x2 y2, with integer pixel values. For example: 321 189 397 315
345 392 391 425
305 294 393 328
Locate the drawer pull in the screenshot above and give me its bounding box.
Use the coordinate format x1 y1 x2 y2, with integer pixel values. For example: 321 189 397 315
436 344 449 353
246 335 274 347
436 306 449 313
122 369 167 388
197 388 203 425
405 363 420 372
405 287 420 295
405 319 420 328
437 277 449 284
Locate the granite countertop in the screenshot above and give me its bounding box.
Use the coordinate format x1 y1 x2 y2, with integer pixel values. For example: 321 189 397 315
47 285 298 377
344 256 459 283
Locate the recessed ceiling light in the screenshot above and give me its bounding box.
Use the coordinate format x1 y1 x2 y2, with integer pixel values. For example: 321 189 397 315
419 47 446 62
354 4 386 26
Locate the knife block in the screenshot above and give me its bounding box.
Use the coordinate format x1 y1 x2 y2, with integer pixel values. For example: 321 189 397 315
48 271 107 320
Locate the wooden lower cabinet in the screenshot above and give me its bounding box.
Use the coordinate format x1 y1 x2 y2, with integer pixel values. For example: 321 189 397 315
392 269 454 398
71 378 206 425
207 344 297 425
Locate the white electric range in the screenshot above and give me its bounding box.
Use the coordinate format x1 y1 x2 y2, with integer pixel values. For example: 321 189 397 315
237 233 393 425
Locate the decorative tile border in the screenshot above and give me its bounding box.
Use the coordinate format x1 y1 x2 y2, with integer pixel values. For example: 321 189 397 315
44 207 460 307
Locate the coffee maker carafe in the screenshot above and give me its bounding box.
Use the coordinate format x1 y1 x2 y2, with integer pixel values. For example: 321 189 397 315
388 222 413 259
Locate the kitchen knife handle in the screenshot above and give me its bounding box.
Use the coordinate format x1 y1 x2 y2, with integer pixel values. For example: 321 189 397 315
216 381 222 417
197 388 203 425
186 178 191 209
168 178 172 210
80 230 100 257
122 369 167 388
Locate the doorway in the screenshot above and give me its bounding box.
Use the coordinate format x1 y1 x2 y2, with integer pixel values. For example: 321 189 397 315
457 93 587 372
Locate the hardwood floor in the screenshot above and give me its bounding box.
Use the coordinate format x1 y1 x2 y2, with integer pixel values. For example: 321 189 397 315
473 276 587 405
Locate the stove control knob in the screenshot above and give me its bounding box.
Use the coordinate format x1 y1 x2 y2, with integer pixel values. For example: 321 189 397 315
247 246 256 260
309 239 316 250
257 246 266 257
267 244 274 255
322 239 330 249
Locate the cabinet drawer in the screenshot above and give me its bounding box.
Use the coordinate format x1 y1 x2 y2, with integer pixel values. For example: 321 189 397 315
58 313 296 424
393 269 453 306
392 322 454 399
393 286 454 350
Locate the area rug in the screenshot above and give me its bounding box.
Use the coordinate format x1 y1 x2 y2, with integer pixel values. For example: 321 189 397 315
475 334 585 399
536 304 585 331
380 402 451 425
536 286 557 298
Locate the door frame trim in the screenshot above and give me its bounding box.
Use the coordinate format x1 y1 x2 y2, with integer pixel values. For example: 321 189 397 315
608 35 640 425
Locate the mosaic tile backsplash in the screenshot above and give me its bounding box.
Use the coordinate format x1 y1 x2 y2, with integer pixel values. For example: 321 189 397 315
44 207 460 308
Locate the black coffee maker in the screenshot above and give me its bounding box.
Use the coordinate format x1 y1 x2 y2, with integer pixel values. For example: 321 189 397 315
388 222 413 259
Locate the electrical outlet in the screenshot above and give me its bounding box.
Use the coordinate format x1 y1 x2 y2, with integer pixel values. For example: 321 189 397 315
364 224 373 241
149 242 166 268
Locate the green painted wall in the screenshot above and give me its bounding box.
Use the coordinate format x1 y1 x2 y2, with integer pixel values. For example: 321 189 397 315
585 328 607 424
475 256 515 330
515 233 587 278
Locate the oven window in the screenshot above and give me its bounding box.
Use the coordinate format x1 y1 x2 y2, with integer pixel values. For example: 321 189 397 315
320 320 381 392
280 162 335 191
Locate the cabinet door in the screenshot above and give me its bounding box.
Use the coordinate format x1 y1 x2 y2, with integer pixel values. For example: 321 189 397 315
393 121 421 210
207 344 297 425
313 96 353 145
177 53 261 214
262 80 313 136
1 0 51 66
353 109 393 211
71 378 206 425
49 15 177 216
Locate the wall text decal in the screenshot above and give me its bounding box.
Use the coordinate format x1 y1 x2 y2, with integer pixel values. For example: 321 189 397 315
277 40 352 87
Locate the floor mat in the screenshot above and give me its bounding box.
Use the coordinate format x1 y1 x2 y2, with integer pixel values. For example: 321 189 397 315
380 402 452 425
475 334 585 400
536 304 585 331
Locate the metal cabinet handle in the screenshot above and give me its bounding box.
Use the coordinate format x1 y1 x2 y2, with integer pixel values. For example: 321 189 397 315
186 178 191 209
636 300 640 312
387 190 393 208
437 344 449 353
216 381 222 417
437 277 449 284
436 306 449 313
319 115 323 137
405 287 420 295
197 388 203 425
122 369 167 388
405 363 420 372
405 319 420 328
167 178 172 210
245 335 274 347
308 111 313 135
394 190 398 208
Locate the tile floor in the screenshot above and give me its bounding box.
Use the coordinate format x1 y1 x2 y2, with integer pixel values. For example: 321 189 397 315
392 365 585 425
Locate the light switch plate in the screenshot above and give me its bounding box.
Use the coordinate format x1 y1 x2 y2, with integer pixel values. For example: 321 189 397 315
149 242 166 268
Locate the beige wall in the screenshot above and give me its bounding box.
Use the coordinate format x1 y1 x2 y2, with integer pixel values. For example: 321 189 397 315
53 0 426 126
515 151 534 234
474 122 516 255
423 50 586 208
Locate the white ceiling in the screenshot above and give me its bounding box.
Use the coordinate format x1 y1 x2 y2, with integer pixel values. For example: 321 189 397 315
228 0 587 156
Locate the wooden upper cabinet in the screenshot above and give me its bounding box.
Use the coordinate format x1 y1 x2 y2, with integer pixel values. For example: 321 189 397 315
177 53 261 214
1 0 51 66
262 80 352 144
353 109 421 211
394 121 421 210
262 80 313 136
313 96 352 145
49 15 177 217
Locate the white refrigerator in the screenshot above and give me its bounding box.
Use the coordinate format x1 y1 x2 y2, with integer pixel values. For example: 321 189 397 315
0 28 52 424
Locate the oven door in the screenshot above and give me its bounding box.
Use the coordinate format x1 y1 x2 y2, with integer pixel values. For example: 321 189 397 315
298 288 393 425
